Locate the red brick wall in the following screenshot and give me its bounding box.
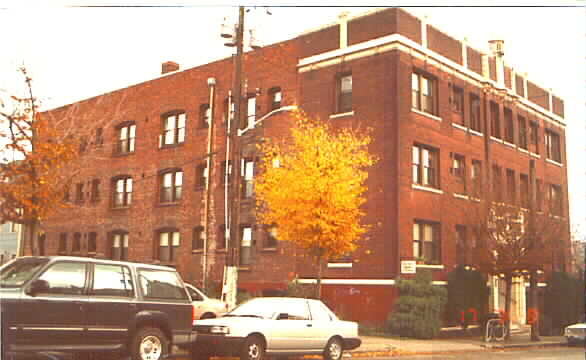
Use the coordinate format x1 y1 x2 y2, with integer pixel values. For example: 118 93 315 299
467 47 483 75
427 25 462 65
527 80 550 111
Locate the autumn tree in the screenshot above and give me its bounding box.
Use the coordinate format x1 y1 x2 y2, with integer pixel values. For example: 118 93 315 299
254 110 376 298
0 67 120 255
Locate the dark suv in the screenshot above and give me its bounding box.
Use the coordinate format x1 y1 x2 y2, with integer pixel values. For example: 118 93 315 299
0 256 195 360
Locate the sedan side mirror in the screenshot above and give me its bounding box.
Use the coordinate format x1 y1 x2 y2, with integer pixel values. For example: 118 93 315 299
26 279 49 296
277 313 289 320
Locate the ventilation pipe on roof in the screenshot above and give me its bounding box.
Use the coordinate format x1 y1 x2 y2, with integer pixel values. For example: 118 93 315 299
489 40 505 88
161 61 179 75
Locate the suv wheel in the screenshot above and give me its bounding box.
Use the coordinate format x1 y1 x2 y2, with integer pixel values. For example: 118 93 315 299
132 327 169 360
240 335 265 360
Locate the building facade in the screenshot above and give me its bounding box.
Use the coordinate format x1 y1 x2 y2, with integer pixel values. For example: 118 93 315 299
39 8 571 325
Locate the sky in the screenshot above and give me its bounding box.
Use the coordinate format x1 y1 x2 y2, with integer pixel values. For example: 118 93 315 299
0 1 584 240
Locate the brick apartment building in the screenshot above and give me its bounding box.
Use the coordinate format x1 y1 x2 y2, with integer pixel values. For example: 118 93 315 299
38 8 571 324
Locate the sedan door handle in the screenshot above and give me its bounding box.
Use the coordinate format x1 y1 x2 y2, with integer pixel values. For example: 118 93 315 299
306 324 312 327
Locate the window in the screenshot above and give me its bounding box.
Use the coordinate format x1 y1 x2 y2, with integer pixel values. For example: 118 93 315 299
217 224 226 250
95 127 104 146
223 97 234 124
113 177 132 208
90 179 100 202
73 232 82 253
412 144 439 188
242 158 254 198
193 226 204 250
37 261 86 295
117 123 136 154
59 233 67 254
336 73 352 113
158 229 180 262
412 72 436 115
413 220 440 264
161 112 186 146
520 174 529 208
245 96 256 129
504 108 514 143
240 226 252 266
88 232 97 253
160 170 183 203
195 163 208 190
471 160 482 198
79 136 88 153
139 269 188 300
529 121 539 154
91 264 133 297
518 115 528 150
63 184 70 203
265 226 278 249
470 94 481 132
37 234 46 256
490 101 500 138
450 153 465 180
545 130 561 163
200 103 211 128
75 183 84 203
536 179 543 211
450 85 464 115
111 232 129 260
492 165 502 202
548 184 562 216
506 169 516 203
455 225 467 265
268 87 282 110
220 160 232 185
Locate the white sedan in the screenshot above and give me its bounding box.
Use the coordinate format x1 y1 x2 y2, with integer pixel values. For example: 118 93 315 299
564 322 586 345
190 297 361 360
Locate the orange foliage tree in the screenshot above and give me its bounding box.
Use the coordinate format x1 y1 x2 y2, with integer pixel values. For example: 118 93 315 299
254 110 377 298
0 68 113 255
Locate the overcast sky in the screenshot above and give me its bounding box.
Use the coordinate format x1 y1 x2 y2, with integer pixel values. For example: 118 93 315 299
1 2 584 239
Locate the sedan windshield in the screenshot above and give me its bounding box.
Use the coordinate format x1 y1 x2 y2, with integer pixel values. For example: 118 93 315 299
0 257 49 288
225 298 280 319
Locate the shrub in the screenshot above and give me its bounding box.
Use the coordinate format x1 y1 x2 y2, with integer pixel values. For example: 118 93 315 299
446 266 489 329
284 278 317 298
387 270 447 339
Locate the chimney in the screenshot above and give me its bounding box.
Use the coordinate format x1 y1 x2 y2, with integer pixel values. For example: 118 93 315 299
488 40 505 88
161 61 179 75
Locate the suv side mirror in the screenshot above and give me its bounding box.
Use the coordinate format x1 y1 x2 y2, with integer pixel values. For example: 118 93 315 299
26 279 49 296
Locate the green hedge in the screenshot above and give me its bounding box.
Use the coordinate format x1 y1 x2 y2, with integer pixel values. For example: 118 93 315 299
387 270 447 339
446 266 489 328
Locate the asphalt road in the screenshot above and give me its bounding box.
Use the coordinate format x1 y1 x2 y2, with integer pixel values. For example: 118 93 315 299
379 346 584 359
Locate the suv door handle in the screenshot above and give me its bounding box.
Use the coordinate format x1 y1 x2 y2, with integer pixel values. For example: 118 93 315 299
306 324 312 327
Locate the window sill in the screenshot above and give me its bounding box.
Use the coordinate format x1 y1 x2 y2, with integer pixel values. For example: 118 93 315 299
112 151 135 158
452 123 467 132
469 129 483 137
490 136 503 143
453 193 469 200
159 143 185 150
238 266 251 272
261 247 278 252
157 201 181 207
503 141 516 149
329 111 354 119
111 205 131 210
530 152 540 159
546 158 563 167
412 184 443 195
519 147 529 154
470 197 481 202
411 108 442 122
327 262 353 268
415 264 444 270
192 249 204 254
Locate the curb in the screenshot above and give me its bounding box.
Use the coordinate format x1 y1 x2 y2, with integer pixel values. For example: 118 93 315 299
482 341 567 350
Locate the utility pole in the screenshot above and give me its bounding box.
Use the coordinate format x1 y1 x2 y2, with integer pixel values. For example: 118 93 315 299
222 6 245 309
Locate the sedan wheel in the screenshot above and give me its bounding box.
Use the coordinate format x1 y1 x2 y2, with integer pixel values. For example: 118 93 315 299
241 336 265 360
324 338 343 360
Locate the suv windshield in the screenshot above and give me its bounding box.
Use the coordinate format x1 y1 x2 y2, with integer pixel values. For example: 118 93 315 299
0 257 49 288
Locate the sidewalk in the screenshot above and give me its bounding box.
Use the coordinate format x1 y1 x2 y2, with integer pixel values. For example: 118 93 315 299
350 326 567 357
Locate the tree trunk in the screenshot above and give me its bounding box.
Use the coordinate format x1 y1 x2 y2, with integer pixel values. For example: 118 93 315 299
529 270 540 341
504 274 512 340
316 256 323 299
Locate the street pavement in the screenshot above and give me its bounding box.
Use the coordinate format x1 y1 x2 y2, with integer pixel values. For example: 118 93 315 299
374 346 583 359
